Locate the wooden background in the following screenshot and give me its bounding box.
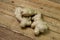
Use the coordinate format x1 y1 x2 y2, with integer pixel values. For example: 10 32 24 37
0 0 60 40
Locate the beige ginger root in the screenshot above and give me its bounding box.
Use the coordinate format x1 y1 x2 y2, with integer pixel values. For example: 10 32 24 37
15 7 48 35
31 13 48 35
15 7 31 28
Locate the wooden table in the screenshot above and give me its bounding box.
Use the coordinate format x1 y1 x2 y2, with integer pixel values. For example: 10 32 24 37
0 0 60 40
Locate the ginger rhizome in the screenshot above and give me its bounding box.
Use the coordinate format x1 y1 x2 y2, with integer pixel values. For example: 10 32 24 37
31 13 48 35
15 7 48 35
15 7 31 28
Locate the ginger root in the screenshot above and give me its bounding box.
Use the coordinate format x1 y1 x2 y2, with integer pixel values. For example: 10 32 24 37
31 13 48 35
15 7 31 28
15 7 48 35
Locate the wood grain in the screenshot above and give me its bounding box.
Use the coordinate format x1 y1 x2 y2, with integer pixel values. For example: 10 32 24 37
0 26 33 40
0 0 60 20
0 0 60 40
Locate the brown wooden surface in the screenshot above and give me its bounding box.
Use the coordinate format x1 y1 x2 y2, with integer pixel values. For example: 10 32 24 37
0 0 60 40
0 26 33 40
0 0 60 20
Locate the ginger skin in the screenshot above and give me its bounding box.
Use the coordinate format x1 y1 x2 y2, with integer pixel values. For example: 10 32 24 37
21 8 37 17
31 13 48 35
15 7 31 28
15 7 48 35
20 17 31 28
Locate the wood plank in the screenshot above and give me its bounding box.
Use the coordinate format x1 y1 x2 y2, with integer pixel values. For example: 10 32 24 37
0 7 60 40
0 26 33 40
0 0 60 21
0 0 60 40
